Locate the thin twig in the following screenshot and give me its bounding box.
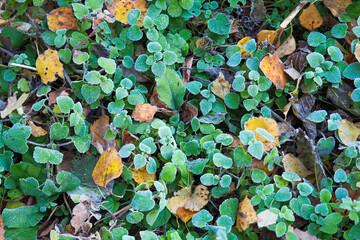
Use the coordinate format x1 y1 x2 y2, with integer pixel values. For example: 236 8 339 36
190 75 211 83
0 115 25 122
0 46 14 57
27 140 73 147
9 63 37 71
72 24 101 53
259 102 295 131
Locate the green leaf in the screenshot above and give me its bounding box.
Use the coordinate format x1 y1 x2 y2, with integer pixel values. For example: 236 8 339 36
327 46 343 62
213 153 232 169
160 162 177 182
248 140 264 159
307 52 325 68
140 230 158 240
84 71 101 84
4 227 38 240
3 123 31 154
98 57 116 74
224 93 240 109
234 146 252 167
155 68 185 110
3 205 44 228
163 51 177 65
192 209 213 228
70 134 92 153
127 25 143 41
56 96 74 113
307 31 326 47
208 13 231 35
343 63 360 80
85 0 103 10
349 223 360 239
132 190 155 211
297 182 313 196
50 122 69 140
274 187 292 202
57 171 81 192
331 23 348 38
151 61 166 77
275 222 286 237
200 173 217 186
72 3 89 20
282 172 301 182
306 110 327 123
81 85 100 104
183 140 201 156
320 189 331 203
73 51 89 65
252 168 266 183
187 158 208 174
127 9 141 25
219 198 239 222
127 211 144 224
180 0 194 10
135 54 150 72
33 147 63 164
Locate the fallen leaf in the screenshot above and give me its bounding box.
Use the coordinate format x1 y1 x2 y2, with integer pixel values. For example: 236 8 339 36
92 145 124 188
260 54 287 89
237 37 252 57
293 228 320 240
299 4 323 31
244 117 280 151
284 67 301 80
184 184 210 212
355 43 360 63
249 159 273 176
211 72 231 99
236 196 257 232
132 103 159 123
36 49 64 84
28 120 48 137
90 115 115 153
122 130 138 146
338 119 360 146
49 87 71 105
0 215 4 240
257 30 280 47
182 57 193 85
324 0 352 17
176 207 199 223
0 92 29 119
47 7 80 32
257 209 278 228
168 191 191 215
131 166 156 186
284 48 310 73
70 202 90 233
180 102 198 124
106 0 147 26
275 35 296 58
283 153 313 178
196 37 207 48
150 88 176 117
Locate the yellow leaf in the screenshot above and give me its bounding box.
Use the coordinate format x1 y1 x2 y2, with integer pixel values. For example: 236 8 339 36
36 49 64 84
47 7 80 32
132 103 159 123
257 30 280 47
260 54 287 89
0 92 29 119
237 37 252 57
183 184 210 212
275 35 296 58
324 0 352 17
244 117 280 151
299 4 323 31
92 145 124 188
106 0 147 26
210 72 231 99
338 119 360 146
28 120 48 137
236 196 257 232
131 166 156 186
283 153 313 178
168 195 191 215
176 207 199 223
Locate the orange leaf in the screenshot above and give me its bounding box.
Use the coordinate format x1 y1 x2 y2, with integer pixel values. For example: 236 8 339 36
236 196 257 232
260 54 287 89
92 145 124 188
28 120 48 137
131 166 156 186
36 50 64 84
257 30 280 47
122 130 138 146
324 0 352 17
210 72 231 99
338 119 360 146
90 115 115 152
299 4 323 31
283 153 313 179
275 35 296 58
237 37 252 57
132 103 158 123
0 215 4 240
106 0 147 26
244 117 280 151
176 207 199 223
47 7 80 32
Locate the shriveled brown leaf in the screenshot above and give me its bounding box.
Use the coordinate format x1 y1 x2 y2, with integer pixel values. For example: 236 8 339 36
28 120 48 137
283 153 313 179
150 88 176 117
122 130 138 146
293 228 320 240
260 54 287 89
324 0 352 17
70 202 90 233
180 102 198 124
132 103 158 123
90 115 115 152
49 87 71 105
182 57 193 85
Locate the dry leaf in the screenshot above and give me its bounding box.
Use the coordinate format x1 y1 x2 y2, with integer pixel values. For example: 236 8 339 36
90 115 115 153
180 102 198 124
122 130 138 146
131 166 156 186
106 0 147 26
237 37 252 57
236 196 257 232
176 207 199 223
0 215 4 240
92 145 124 188
299 4 323 31
196 37 207 48
338 119 360 146
257 30 280 47
324 0 352 17
168 194 191 215
182 57 193 84
257 209 278 228
0 92 29 119
28 120 48 137
260 54 287 89
244 117 280 151
355 43 360 63
36 49 64 84
184 184 210 211
150 88 176 117
211 72 231 99
49 87 71 105
275 35 296 58
70 202 90 233
132 103 159 123
283 153 313 178
249 160 273 176
47 7 80 32
293 228 320 240
284 67 301 80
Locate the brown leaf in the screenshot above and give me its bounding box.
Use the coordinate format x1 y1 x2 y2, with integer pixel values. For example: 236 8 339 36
90 115 115 152
0 215 4 240
92 145 124 188
324 0 352 17
49 87 71 105
131 166 156 187
293 228 320 240
180 102 198 124
275 35 296 58
106 0 147 27
257 209 278 228
299 4 323 31
122 130 138 146
70 202 90 233
36 49 64 84
283 153 313 179
182 57 193 84
355 42 360 63
176 207 199 223
211 72 231 99
28 120 48 137
236 196 257 232
184 184 209 212
284 48 310 73
132 103 159 123
0 92 29 119
260 54 287 89
47 7 80 32
150 88 176 117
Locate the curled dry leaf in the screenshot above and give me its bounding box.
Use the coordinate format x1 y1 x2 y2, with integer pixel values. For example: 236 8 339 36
184 184 210 212
323 0 352 17
182 57 193 85
131 166 156 187
338 119 360 146
257 209 278 228
244 117 280 151
90 115 115 152
132 103 159 123
150 88 176 117
257 30 280 47
260 54 287 89
0 92 29 119
299 4 323 31
237 37 252 57
70 202 90 233
92 145 124 189
180 102 198 124
275 35 296 58
28 120 48 137
236 196 257 232
283 153 313 179
36 49 64 84
0 215 4 239
47 7 80 32
211 72 231 99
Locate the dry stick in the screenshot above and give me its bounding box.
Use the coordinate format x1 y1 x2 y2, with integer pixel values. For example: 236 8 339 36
0 46 14 57
72 24 101 54
273 2 308 48
190 75 212 84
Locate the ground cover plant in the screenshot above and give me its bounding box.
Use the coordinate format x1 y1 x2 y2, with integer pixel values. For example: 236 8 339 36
0 0 360 239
